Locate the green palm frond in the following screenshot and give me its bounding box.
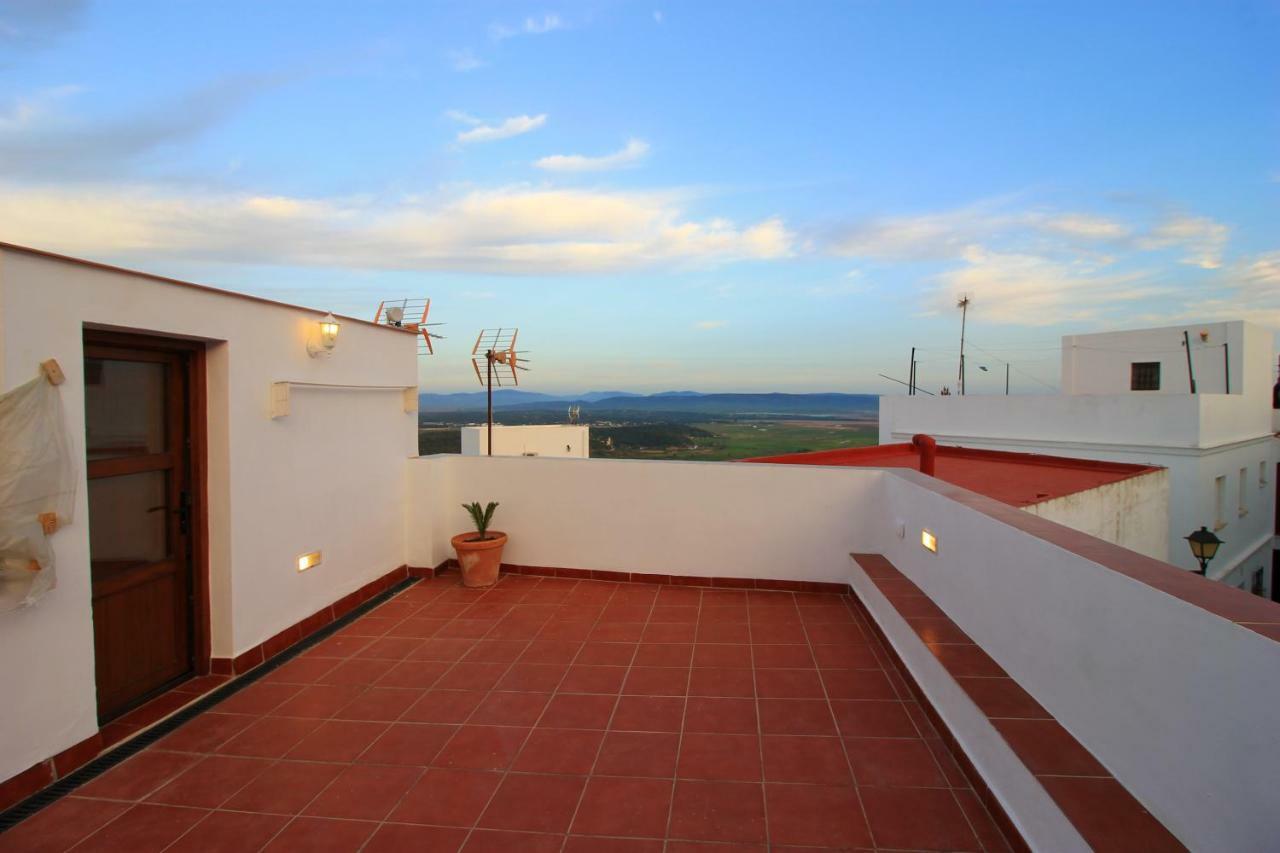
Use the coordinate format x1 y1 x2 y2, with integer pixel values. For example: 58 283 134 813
461 501 500 538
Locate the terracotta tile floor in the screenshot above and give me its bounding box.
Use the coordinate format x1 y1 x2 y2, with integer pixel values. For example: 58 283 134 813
1 573 1012 852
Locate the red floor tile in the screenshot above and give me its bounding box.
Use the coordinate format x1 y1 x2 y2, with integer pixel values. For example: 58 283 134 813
220 760 344 815
513 728 604 774
390 767 502 826
758 698 837 735
687 667 754 698
478 773 587 833
433 725 529 770
956 676 1050 719
829 700 919 738
303 763 421 821
75 803 208 851
77 750 202 801
669 780 767 843
596 731 680 778
267 658 340 686
363 823 468 853
0 796 129 853
610 695 685 732
334 686 422 721
560 664 628 694
286 720 388 762
463 829 564 852
684 696 757 734
860 785 980 851
358 722 456 766
692 644 753 667
821 668 897 701
623 666 689 696
953 788 1014 853
318 657 398 686
764 783 871 848
216 716 324 758
272 683 367 718
155 712 255 753
497 663 569 692
565 837 665 853
576 642 637 666
846 737 948 787
165 809 289 852
435 662 508 692
464 640 532 664
755 668 826 698
571 776 673 837
539 693 617 729
642 622 697 643
811 642 880 668
261 816 375 852
752 644 817 668
145 755 272 808
677 733 762 781
374 661 449 690
761 735 852 785
402 689 487 724
635 644 694 667
697 622 751 644
412 637 479 662
468 691 551 727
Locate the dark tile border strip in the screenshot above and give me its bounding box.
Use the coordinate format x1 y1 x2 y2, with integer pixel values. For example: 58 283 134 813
439 559 848 593
850 553 1185 853
0 563 438 826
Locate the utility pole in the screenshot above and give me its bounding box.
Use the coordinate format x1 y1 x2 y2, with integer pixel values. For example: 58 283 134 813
1183 330 1196 394
908 347 916 395
956 294 970 395
1005 363 1010 395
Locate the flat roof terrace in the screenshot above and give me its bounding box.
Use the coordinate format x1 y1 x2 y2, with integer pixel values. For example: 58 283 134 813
0 572 1012 852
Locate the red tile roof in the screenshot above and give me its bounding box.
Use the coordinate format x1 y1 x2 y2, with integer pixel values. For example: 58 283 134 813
743 442 1162 507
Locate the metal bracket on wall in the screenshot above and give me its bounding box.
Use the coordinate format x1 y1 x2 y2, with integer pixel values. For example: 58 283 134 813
269 381 417 419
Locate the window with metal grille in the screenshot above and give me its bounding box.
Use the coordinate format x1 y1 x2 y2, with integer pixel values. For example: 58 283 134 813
1130 362 1160 390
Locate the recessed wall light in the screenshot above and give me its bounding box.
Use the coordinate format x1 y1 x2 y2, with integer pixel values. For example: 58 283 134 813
921 529 938 553
297 550 322 572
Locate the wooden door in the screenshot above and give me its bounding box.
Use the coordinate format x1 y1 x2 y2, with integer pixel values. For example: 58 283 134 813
84 333 197 720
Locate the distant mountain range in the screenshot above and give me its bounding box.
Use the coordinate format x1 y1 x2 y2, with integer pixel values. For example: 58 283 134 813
419 390 878 416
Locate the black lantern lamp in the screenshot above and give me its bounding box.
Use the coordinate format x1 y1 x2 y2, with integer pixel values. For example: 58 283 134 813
1184 526 1223 575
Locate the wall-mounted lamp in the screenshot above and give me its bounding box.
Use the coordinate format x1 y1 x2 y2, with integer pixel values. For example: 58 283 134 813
921 529 938 553
307 312 341 358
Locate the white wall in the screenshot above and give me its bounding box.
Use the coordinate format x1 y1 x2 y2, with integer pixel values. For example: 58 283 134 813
877 470 1280 852
1026 469 1169 561
406 455 883 582
461 424 590 458
1061 321 1262 396
0 248 417 786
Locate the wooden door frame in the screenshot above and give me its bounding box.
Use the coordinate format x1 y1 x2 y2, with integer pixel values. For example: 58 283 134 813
82 329 212 675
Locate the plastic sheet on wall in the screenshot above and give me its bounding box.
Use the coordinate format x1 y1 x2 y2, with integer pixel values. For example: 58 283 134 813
0 375 76 611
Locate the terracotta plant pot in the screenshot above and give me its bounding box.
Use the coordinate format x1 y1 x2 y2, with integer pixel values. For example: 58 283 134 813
451 531 507 588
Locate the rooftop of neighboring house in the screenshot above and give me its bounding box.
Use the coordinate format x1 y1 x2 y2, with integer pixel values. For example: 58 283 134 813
743 442 1162 507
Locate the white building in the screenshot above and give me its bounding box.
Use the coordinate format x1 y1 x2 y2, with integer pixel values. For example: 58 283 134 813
461 424 590 458
881 320 1279 596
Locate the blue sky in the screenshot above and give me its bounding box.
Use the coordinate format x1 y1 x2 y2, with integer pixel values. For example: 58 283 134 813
1 0 1276 393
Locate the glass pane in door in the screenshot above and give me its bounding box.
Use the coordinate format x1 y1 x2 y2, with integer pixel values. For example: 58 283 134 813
84 358 167 460
87 470 169 571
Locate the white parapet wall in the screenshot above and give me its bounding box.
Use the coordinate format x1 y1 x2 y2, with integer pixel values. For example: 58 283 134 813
460 424 590 458
1024 468 1170 561
406 454 883 582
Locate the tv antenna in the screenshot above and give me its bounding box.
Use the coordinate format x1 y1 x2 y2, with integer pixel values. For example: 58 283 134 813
568 405 581 425
471 328 530 456
956 294 971 395
374 298 446 355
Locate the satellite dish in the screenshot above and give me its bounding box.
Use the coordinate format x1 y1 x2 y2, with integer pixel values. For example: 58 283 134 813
385 306 405 325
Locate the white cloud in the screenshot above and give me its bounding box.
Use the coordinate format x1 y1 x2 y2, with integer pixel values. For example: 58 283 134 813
491 13 564 41
534 138 650 172
454 113 547 144
1136 214 1228 269
0 182 794 275
807 270 869 297
695 320 727 329
931 245 1168 326
447 49 485 72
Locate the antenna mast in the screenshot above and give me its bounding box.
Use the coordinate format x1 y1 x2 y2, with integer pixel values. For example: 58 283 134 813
471 328 531 456
956 294 971 396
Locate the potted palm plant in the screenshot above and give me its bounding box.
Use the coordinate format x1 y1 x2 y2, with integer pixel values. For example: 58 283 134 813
451 501 507 588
